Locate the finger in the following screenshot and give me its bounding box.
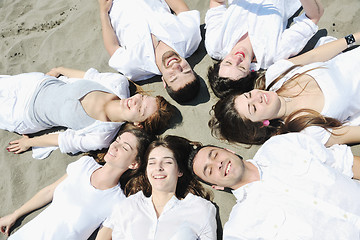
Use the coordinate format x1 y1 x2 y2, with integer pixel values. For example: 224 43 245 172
15 149 24 154
8 140 19 145
8 146 20 152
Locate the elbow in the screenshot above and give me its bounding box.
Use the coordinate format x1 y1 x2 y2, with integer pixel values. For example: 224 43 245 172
311 5 324 25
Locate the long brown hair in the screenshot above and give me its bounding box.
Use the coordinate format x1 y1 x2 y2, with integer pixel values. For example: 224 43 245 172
124 135 213 200
88 126 155 189
209 65 344 145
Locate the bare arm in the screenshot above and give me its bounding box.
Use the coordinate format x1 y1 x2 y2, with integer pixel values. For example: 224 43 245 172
300 0 324 24
47 67 86 78
289 31 360 66
98 0 120 56
7 134 59 154
352 156 360 180
325 125 360 147
164 0 189 15
209 0 226 9
0 174 67 236
95 226 113 240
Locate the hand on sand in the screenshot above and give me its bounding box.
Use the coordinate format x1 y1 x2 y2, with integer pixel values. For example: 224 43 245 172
7 135 31 154
0 213 17 236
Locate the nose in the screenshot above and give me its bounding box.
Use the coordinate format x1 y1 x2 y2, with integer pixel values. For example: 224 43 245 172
231 54 242 65
155 162 164 171
172 62 182 71
249 90 263 104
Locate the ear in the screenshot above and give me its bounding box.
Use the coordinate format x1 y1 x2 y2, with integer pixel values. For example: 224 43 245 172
211 185 224 191
225 148 235 154
132 122 143 128
178 171 183 177
161 76 166 88
128 162 139 170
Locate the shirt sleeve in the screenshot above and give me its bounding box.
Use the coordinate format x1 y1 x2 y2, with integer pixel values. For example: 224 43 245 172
58 122 122 154
198 202 217 240
204 5 227 59
108 43 160 81
102 203 127 239
325 144 354 178
83 68 130 99
274 13 318 62
301 126 331 146
265 59 294 89
177 10 201 58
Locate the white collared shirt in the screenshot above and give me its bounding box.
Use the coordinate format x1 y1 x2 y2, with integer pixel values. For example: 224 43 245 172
108 0 201 81
205 0 318 71
224 133 359 239
103 191 217 240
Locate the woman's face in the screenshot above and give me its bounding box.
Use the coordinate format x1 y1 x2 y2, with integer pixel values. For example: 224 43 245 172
146 146 182 194
234 89 281 122
219 50 251 80
104 132 139 169
119 94 158 123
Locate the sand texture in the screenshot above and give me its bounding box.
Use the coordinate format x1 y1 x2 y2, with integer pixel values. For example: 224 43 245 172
0 0 359 239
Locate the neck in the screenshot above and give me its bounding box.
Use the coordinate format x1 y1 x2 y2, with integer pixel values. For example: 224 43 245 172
232 33 255 61
104 100 126 122
90 164 127 190
151 190 175 218
232 160 260 190
278 96 292 119
154 40 175 71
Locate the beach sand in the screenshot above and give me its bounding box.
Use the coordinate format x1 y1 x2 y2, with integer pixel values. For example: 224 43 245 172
0 0 359 239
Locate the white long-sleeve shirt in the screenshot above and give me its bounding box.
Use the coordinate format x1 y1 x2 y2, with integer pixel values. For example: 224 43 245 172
108 0 201 81
205 0 318 71
0 68 130 159
224 133 358 239
103 191 217 240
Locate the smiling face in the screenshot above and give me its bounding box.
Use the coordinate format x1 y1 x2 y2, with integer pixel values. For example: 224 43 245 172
192 146 245 189
104 132 139 169
159 51 196 91
119 94 158 123
234 89 282 122
219 50 251 80
146 146 182 194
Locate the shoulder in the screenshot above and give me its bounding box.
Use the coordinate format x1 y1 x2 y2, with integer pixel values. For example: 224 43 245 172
66 156 99 176
265 59 295 89
181 193 216 213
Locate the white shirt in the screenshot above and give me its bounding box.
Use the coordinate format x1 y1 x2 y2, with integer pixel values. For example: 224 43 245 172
223 133 359 240
108 0 201 81
265 46 360 144
9 156 125 240
103 191 217 240
205 0 318 71
32 68 130 159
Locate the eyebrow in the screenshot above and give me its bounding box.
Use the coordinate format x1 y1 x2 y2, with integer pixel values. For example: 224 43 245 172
124 142 133 150
202 149 214 176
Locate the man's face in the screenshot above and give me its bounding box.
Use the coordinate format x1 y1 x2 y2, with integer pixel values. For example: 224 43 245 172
192 146 245 189
160 51 196 91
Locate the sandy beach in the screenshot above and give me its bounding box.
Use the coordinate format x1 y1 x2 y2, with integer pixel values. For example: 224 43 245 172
0 0 359 239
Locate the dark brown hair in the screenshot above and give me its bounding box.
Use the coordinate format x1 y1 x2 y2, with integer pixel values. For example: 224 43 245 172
165 73 200 104
124 135 212 200
88 126 155 190
209 66 343 145
141 95 176 135
207 61 265 99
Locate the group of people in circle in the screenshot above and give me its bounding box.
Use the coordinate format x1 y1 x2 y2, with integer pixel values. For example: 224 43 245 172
1 0 360 239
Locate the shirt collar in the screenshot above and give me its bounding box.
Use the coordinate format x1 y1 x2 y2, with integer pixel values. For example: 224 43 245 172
231 159 262 203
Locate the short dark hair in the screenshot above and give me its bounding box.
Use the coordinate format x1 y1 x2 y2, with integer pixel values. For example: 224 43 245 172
208 61 259 99
165 73 200 104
